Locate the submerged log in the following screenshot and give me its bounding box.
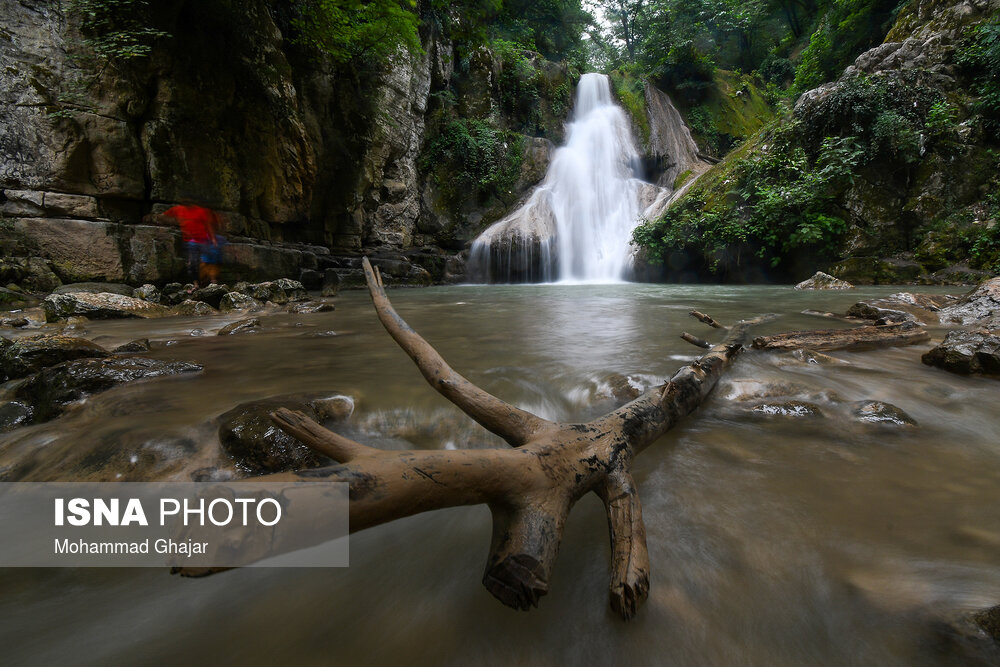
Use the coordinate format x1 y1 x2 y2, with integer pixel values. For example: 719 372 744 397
751 321 929 352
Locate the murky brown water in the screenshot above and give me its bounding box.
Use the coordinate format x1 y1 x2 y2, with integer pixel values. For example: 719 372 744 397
1 284 999 665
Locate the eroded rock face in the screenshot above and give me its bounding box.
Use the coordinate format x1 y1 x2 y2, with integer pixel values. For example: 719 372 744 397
42 292 169 322
217 393 353 474
938 277 1000 326
922 329 1000 376
795 271 854 290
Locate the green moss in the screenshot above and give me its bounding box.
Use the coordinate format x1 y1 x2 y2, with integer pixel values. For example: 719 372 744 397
678 70 774 156
609 67 651 147
672 169 693 190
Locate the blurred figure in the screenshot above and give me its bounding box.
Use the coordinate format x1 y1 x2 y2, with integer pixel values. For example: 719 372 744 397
146 202 220 288
199 215 227 285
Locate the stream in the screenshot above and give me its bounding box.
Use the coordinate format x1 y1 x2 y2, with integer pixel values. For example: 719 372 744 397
1 283 999 665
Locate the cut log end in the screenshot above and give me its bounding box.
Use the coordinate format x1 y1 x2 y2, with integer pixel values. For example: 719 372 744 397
610 570 650 621
483 554 549 610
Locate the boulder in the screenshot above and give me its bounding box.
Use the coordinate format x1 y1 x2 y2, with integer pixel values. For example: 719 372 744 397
173 300 218 316
846 293 952 325
53 282 134 296
160 283 188 306
922 329 1000 376
795 271 854 290
191 284 230 308
43 292 170 322
937 277 1000 326
217 393 353 474
236 279 306 305
851 400 916 426
132 284 161 303
13 357 202 423
218 318 261 335
0 400 32 433
0 287 30 308
219 292 264 312
0 334 109 381
973 605 1000 643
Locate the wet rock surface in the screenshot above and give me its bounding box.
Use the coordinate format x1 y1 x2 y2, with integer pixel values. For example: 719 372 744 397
846 292 954 325
43 292 169 322
922 329 1000 376
795 271 854 290
937 277 1000 326
0 400 33 432
172 300 218 317
852 400 916 426
217 393 353 474
218 318 261 336
0 334 109 381
12 357 202 424
191 284 230 309
112 339 151 353
219 292 264 313
750 401 825 418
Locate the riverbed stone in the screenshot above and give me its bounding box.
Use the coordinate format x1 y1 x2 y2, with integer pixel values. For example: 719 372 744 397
219 292 264 312
43 292 170 322
53 282 134 297
113 339 151 353
287 301 335 314
217 394 349 474
0 334 109 381
973 605 1000 642
0 316 29 328
13 357 202 423
922 329 1000 376
191 284 230 308
217 318 261 335
173 300 218 316
750 401 825 417
846 293 951 325
937 277 1000 326
795 271 854 290
852 400 916 426
0 400 33 432
132 284 161 303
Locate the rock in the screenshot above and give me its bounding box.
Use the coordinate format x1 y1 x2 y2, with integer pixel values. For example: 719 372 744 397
0 287 30 308
0 400 33 432
795 271 854 290
113 339 151 353
53 282 135 297
217 393 352 474
922 329 1000 376
219 292 264 312
0 257 61 293
173 300 218 316
12 220 125 283
299 268 323 290
43 292 170 322
218 318 261 335
287 301 334 314
973 605 1000 642
928 265 993 286
750 401 824 418
851 400 916 426
274 278 308 301
191 284 230 308
937 277 1000 326
846 293 951 325
0 317 29 328
132 284 161 303
322 269 340 297
160 283 188 306
0 334 109 381
311 395 355 421
13 357 202 423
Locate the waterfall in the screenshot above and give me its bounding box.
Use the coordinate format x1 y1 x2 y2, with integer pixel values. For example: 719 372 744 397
469 73 644 284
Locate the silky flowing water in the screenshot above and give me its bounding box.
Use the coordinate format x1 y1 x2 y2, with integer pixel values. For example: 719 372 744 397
2 284 999 665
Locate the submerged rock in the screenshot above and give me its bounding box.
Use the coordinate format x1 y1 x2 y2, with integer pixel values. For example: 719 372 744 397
852 400 916 426
287 301 334 314
219 292 263 312
750 401 824 418
922 330 1000 376
13 357 202 423
112 339 151 353
0 400 33 432
846 293 951 325
217 393 353 474
217 318 261 335
795 272 853 290
973 605 1000 643
0 334 108 381
43 292 169 322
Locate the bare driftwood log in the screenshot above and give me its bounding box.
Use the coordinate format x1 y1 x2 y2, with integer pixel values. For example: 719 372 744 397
690 310 726 329
244 258 765 620
752 321 929 352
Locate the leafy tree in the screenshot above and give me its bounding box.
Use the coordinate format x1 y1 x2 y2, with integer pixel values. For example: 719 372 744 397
290 0 422 64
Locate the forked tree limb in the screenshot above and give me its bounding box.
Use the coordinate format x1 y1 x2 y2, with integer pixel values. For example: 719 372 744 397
361 258 556 447
236 266 767 620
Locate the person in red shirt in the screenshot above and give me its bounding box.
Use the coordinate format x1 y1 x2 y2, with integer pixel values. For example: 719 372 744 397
147 203 220 287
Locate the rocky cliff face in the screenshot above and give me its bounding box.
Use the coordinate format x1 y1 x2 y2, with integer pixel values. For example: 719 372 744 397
0 0 569 290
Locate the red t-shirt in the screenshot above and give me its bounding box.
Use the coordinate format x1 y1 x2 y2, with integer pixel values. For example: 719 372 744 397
163 205 216 243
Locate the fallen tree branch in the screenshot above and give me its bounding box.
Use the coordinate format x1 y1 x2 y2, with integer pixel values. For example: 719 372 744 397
752 321 929 352
689 310 726 329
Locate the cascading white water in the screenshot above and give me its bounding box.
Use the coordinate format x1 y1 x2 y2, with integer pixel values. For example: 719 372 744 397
468 73 645 284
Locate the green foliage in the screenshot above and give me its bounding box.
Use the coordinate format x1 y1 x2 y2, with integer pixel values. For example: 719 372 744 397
490 0 592 63
290 0 421 64
956 14 1000 134
68 0 167 64
490 40 574 139
633 124 864 273
421 119 525 215
609 67 651 144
